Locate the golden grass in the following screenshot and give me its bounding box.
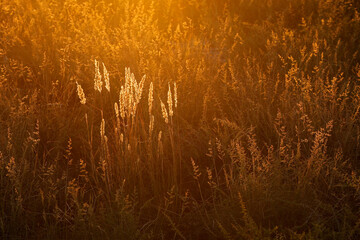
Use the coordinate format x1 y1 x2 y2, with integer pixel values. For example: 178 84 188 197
0 0 360 239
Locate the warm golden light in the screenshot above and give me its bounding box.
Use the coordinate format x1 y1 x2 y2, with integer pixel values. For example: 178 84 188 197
0 0 360 238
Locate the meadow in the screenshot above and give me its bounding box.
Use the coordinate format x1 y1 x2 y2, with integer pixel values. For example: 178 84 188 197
0 0 360 239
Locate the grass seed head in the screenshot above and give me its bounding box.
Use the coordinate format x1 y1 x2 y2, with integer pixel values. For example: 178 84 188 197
161 100 169 124
103 62 110 92
76 82 86 104
94 59 103 92
148 82 153 115
167 83 173 117
100 118 105 138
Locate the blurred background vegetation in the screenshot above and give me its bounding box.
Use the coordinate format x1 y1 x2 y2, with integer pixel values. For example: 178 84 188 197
0 0 360 239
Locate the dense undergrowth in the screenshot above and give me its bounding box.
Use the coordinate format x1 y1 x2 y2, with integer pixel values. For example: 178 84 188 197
0 0 360 239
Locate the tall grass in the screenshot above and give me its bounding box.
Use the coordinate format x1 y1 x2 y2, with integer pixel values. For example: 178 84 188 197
0 0 360 239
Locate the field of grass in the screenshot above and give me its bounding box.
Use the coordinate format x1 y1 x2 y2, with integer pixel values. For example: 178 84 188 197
0 0 360 239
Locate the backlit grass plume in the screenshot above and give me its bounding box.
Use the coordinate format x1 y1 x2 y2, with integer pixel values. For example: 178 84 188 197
76 81 86 104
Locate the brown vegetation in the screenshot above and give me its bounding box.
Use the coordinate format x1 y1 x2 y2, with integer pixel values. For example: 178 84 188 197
0 0 360 239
